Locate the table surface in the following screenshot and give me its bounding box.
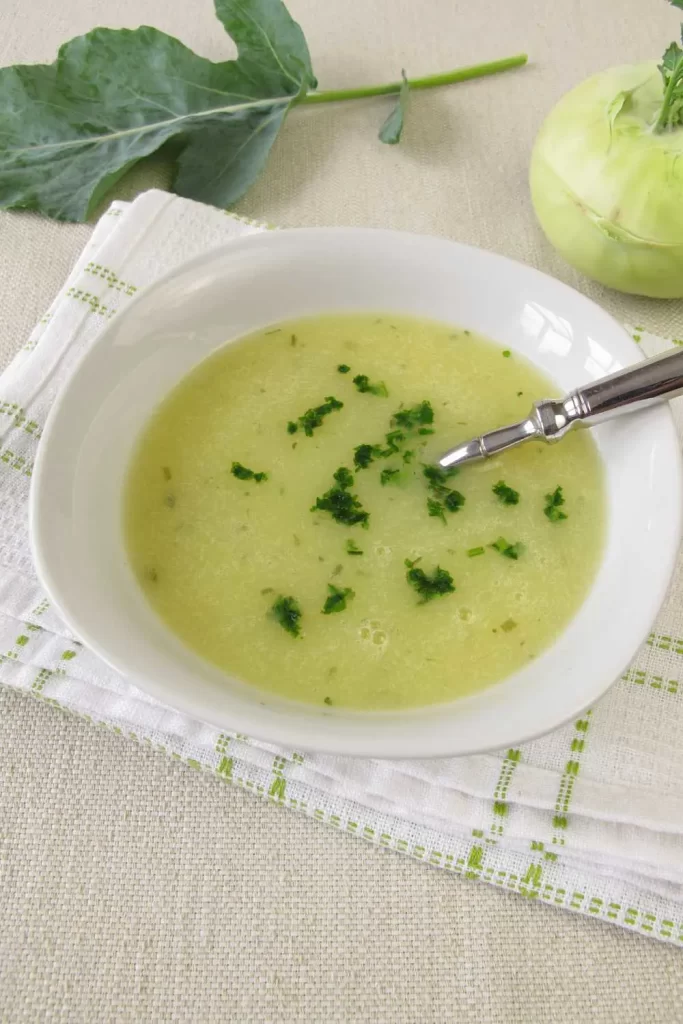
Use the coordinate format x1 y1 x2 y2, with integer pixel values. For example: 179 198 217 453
2 1 683 1020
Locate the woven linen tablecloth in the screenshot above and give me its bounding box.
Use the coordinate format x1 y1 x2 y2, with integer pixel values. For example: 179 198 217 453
2 187 683 946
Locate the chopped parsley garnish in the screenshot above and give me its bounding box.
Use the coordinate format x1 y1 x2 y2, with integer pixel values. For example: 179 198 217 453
443 489 465 512
492 480 520 505
290 334 298 347
502 349 511 358
271 596 302 638
404 557 422 568
322 584 355 615
231 461 268 482
324 696 333 705
311 482 370 528
353 432 410 471
384 430 405 453
544 486 568 522
427 497 446 524
162 466 172 481
405 564 455 604
333 466 354 489
501 618 517 632
391 400 434 430
423 465 465 515
467 546 485 557
346 539 363 556
380 467 401 486
288 396 344 436
423 465 459 488
402 449 415 464
418 427 434 435
353 374 389 397
490 537 524 560
337 363 351 373
353 443 379 470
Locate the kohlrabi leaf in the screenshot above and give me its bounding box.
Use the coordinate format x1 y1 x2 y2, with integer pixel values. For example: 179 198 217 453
0 0 315 221
378 71 410 145
657 39 683 130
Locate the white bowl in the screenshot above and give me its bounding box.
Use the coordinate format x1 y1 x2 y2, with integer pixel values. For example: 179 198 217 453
30 229 682 758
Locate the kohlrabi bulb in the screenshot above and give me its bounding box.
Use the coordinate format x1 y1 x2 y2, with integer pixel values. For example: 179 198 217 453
530 62 683 298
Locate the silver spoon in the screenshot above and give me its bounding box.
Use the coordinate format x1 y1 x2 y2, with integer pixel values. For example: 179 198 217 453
439 346 683 470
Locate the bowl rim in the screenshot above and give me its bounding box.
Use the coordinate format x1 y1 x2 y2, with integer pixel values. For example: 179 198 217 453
30 226 683 758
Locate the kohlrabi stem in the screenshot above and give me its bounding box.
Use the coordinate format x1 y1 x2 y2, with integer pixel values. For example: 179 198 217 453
654 61 683 133
299 54 528 106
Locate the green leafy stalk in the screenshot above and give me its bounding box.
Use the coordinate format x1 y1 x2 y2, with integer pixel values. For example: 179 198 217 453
300 55 529 107
0 0 528 221
654 5 683 132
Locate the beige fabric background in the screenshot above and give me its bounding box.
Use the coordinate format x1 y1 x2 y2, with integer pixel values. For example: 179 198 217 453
1 1 683 1020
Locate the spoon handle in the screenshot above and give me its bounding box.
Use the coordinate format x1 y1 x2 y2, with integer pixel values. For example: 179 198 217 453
439 346 683 469
569 347 683 425
535 347 683 441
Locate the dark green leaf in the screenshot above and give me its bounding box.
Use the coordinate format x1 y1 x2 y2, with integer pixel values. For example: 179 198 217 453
0 0 316 221
214 0 316 94
378 70 409 145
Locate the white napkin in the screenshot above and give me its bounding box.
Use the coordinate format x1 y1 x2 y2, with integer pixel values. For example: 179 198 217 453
2 189 683 945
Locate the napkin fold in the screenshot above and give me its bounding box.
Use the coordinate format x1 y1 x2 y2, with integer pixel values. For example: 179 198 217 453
2 189 682 945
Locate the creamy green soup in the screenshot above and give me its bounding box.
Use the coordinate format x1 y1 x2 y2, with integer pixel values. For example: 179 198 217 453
124 314 605 710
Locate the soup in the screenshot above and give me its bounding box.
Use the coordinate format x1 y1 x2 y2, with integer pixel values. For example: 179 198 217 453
124 314 605 710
